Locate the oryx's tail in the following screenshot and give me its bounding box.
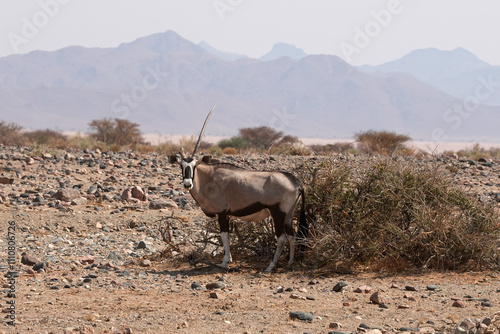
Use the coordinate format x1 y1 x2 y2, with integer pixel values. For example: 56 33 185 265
297 188 308 241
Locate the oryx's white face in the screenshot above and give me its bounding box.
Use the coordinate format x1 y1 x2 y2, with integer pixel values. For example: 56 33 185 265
181 157 197 189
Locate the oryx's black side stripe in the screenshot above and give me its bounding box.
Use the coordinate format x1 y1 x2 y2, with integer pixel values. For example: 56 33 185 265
226 202 274 217
215 202 291 237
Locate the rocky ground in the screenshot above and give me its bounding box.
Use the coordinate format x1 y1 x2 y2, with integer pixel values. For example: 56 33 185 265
0 145 499 334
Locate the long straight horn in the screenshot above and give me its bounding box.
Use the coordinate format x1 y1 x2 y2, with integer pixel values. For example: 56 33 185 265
192 104 216 156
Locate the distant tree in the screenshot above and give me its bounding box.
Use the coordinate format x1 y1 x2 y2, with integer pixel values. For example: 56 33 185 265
355 130 411 155
89 118 143 145
0 121 25 146
239 126 284 150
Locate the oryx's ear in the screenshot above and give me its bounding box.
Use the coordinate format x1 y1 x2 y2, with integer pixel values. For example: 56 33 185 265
201 155 212 164
168 154 180 164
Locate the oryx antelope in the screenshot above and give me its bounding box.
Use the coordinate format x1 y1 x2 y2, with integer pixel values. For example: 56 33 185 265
169 106 308 273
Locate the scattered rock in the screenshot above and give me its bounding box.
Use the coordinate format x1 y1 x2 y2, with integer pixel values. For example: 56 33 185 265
290 293 306 300
79 256 95 265
21 254 38 266
454 318 478 334
289 311 313 322
33 262 47 272
398 327 420 332
369 291 385 305
140 259 151 267
365 330 383 334
354 285 371 293
136 240 147 249
209 292 224 299
403 293 416 301
71 197 87 205
332 281 348 292
0 177 14 185
121 186 147 202
452 300 466 308
329 322 342 329
191 282 205 291
53 188 82 202
308 279 319 285
149 199 178 210
107 251 123 261
206 281 226 290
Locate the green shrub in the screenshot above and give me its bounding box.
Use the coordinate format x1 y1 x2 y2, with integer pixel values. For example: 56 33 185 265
217 137 249 150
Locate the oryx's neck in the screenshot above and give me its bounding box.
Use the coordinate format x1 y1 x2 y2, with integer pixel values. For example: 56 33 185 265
189 163 214 195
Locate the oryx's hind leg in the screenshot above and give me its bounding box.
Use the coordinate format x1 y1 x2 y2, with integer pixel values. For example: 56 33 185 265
264 208 294 273
217 213 232 268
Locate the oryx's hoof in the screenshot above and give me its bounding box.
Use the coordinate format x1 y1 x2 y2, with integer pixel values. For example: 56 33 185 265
264 264 275 273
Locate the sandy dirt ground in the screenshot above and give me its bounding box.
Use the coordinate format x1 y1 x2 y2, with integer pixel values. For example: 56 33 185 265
1 148 499 333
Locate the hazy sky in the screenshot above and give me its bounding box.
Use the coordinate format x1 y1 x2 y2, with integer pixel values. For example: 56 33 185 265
1 0 499 66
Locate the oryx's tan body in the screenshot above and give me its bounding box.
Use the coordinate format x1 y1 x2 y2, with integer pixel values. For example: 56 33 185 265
169 105 307 272
191 163 301 222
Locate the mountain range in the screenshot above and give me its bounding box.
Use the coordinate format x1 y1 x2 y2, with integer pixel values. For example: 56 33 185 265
0 30 499 142
359 47 500 107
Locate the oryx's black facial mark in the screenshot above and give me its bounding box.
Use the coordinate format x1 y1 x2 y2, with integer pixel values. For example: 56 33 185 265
181 158 197 189
183 165 192 179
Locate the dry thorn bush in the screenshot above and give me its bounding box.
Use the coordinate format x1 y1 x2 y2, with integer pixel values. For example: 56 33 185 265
298 156 500 272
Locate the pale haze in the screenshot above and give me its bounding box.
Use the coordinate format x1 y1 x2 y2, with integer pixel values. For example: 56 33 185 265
1 0 500 66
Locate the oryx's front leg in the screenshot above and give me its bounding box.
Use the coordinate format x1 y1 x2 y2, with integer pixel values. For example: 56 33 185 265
217 213 232 268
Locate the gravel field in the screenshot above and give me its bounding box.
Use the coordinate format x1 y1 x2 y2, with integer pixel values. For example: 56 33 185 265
0 146 499 333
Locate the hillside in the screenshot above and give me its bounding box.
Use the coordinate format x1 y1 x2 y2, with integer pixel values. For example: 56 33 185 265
1 31 499 141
